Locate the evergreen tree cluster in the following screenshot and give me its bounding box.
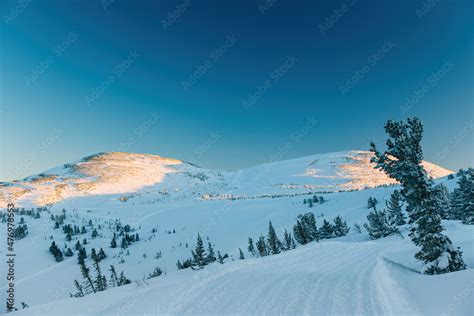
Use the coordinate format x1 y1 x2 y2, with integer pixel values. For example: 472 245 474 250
303 195 326 208
370 117 466 274
62 224 87 241
120 233 139 249
247 215 349 259
367 197 378 210
13 224 28 240
73 261 130 297
364 190 407 240
449 169 474 224
177 234 227 270
91 247 107 262
49 241 64 262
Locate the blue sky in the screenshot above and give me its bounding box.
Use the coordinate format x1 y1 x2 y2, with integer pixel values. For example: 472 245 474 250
1 0 473 181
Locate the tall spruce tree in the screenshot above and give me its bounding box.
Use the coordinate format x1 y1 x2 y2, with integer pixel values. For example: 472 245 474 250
370 117 465 274
256 236 268 257
433 184 451 220
192 233 207 269
267 221 281 255
386 190 406 225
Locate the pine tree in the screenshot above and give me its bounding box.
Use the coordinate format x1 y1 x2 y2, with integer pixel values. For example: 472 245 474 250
456 169 474 224
433 184 451 220
192 233 207 269
364 209 397 239
79 257 96 294
319 220 334 239
248 237 256 256
386 190 406 225
308 199 313 208
333 215 350 237
75 240 81 251
94 248 106 261
293 220 309 245
367 197 378 210
110 235 117 248
256 235 268 257
267 221 281 255
206 242 216 263
74 280 84 297
217 251 224 264
65 248 74 257
239 248 245 260
371 117 465 274
283 229 293 250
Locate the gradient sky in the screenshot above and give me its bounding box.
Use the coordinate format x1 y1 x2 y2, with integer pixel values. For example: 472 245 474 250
1 0 473 181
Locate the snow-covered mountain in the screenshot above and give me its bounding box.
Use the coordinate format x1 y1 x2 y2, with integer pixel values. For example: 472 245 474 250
0 150 452 207
1 150 471 316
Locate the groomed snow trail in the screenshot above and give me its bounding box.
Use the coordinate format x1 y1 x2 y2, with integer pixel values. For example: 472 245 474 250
18 240 423 316
160 241 420 316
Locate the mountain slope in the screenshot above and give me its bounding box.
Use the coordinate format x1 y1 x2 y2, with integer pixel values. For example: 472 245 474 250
0 150 452 207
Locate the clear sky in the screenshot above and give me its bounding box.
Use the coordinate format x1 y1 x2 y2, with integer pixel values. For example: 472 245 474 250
1 0 473 181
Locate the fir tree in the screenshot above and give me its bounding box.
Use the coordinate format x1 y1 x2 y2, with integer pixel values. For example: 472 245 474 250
65 248 74 257
74 280 84 297
386 190 406 225
433 184 451 220
192 233 207 269
239 248 245 260
333 215 350 237
319 220 334 239
364 209 397 239
267 221 281 255
283 229 294 250
256 235 268 257
206 242 216 263
110 235 117 248
367 197 378 210
79 257 96 294
371 117 465 274
248 237 256 256
217 251 224 264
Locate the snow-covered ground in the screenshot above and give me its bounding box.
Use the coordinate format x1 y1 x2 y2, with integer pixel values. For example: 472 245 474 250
0 150 472 315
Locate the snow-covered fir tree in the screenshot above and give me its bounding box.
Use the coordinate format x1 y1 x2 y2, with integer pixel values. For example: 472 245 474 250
333 215 350 237
248 237 256 256
386 190 406 225
364 209 397 239
267 221 281 255
192 233 207 269
370 117 465 274
319 219 334 239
